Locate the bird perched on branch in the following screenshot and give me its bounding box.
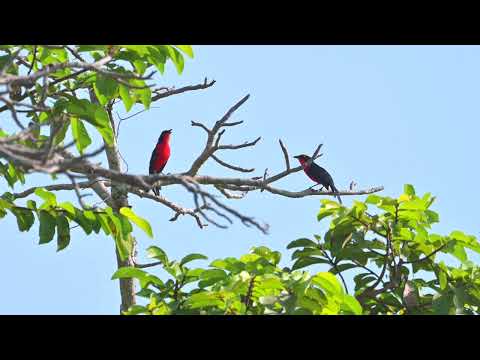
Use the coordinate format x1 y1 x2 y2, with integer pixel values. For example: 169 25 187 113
149 129 172 196
293 154 342 204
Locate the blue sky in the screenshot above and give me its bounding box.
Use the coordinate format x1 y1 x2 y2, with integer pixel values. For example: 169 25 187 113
1 45 479 314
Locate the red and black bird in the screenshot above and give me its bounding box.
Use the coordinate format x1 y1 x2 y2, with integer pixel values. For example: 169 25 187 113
294 154 342 204
149 129 172 196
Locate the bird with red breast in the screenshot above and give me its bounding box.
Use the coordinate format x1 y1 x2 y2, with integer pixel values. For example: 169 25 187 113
149 129 172 196
293 154 342 204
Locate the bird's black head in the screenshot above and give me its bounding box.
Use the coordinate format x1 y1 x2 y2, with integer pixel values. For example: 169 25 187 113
294 154 310 162
158 129 172 142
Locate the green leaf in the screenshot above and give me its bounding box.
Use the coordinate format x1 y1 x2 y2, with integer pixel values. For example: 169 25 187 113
404 184 415 196
329 262 357 274
180 253 208 266
287 238 318 249
438 268 448 290
34 188 57 207
58 202 76 216
11 208 35 232
166 46 185 74
186 292 224 309
133 60 147 76
83 210 96 221
432 293 454 315
56 215 70 251
39 210 56 244
341 295 363 315
93 107 114 145
313 272 344 296
123 305 149 315
147 246 169 265
105 210 129 260
53 120 70 146
134 83 151 110
450 243 468 263
93 74 118 106
354 273 377 290
70 117 92 154
292 256 329 270
365 194 382 205
26 200 36 211
121 45 150 56
209 258 245 273
119 84 134 112
174 45 194 58
112 267 148 280
96 213 111 235
66 99 113 145
119 207 153 238
199 269 227 288
146 47 166 74
317 205 340 221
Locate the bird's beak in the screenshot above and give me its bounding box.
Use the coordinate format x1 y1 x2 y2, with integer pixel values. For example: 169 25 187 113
293 155 300 159
167 129 172 133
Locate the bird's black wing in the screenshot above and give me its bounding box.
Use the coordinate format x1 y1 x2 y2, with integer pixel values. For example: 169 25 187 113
309 162 335 187
149 148 157 175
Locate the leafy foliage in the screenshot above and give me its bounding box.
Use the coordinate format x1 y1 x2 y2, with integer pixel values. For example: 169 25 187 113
0 45 190 261
116 185 480 315
113 245 362 315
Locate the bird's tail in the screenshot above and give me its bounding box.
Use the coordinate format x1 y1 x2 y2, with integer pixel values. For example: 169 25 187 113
330 184 342 205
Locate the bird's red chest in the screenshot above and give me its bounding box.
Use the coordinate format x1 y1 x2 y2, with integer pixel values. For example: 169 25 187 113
154 142 170 169
298 159 318 184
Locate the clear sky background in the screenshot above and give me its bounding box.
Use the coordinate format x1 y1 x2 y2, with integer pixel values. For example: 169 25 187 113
1 45 479 314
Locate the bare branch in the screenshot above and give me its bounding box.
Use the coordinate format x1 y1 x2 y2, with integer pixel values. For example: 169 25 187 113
211 154 255 173
151 78 216 102
217 136 261 150
66 172 90 209
403 244 448 264
125 185 207 229
191 120 210 134
65 46 86 62
186 95 252 176
133 260 163 269
279 139 290 170
214 185 246 199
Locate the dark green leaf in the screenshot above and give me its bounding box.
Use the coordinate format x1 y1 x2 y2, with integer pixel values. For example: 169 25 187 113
180 253 208 266
93 74 118 106
39 210 56 244
292 256 330 270
70 117 92 154
147 246 169 265
287 238 318 249
11 208 35 232
56 215 70 251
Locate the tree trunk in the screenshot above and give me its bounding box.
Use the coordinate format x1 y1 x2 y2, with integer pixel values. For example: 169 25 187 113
90 90 137 313
104 118 137 313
